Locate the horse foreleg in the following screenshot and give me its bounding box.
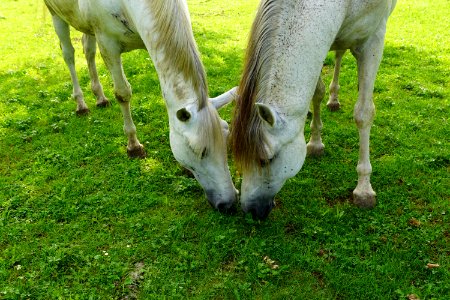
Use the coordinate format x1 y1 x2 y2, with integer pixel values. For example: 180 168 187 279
307 77 326 156
97 37 146 158
327 50 346 111
82 34 110 108
351 28 387 209
51 15 89 115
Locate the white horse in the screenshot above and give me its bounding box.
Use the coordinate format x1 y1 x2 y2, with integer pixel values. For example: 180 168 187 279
232 0 397 219
44 0 238 211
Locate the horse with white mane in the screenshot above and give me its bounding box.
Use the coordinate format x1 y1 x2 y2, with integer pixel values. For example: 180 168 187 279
232 0 397 220
44 0 238 211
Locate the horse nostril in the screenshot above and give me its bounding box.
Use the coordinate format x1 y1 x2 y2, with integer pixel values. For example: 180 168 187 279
249 208 259 220
247 201 274 220
206 190 237 214
217 202 237 215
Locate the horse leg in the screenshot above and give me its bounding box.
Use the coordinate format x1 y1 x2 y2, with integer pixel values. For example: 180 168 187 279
351 27 387 209
307 77 326 156
82 34 110 108
327 50 346 111
50 15 89 115
96 37 146 158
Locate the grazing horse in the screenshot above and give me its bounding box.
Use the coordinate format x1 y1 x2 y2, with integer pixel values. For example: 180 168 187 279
232 0 397 220
44 0 238 211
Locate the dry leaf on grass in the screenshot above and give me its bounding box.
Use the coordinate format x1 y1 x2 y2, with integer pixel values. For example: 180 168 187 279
408 218 421 227
407 294 420 300
263 256 280 270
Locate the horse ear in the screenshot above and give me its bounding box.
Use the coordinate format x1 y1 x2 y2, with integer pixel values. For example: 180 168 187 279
209 87 238 110
256 103 276 127
176 108 191 122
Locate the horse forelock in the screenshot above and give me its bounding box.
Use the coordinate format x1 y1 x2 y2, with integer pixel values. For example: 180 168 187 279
150 0 208 110
232 0 282 171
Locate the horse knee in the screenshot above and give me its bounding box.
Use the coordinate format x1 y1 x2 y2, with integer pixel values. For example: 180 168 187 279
115 92 131 103
114 82 132 103
354 102 375 127
314 79 326 102
61 45 75 65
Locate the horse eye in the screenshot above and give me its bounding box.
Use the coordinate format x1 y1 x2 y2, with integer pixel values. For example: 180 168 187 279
260 157 273 168
201 148 208 159
260 153 277 167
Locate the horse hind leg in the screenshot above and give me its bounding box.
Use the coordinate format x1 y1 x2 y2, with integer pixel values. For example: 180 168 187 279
351 27 387 209
51 15 89 115
327 50 346 111
82 34 110 108
307 77 326 156
96 37 146 158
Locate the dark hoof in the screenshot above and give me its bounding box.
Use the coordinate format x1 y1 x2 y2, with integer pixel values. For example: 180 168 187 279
353 193 376 209
76 108 90 116
127 146 146 159
327 101 341 112
307 143 325 157
96 100 111 108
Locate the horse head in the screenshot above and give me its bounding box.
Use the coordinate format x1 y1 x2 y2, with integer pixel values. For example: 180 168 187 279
235 102 308 220
169 88 238 213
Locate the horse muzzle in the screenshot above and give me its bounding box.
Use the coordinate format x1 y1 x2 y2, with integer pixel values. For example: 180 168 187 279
205 189 238 214
242 198 275 220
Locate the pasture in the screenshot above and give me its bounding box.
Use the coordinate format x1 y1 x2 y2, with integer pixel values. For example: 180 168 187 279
0 0 449 298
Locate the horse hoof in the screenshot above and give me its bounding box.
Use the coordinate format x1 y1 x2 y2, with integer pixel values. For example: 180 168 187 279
96 99 111 108
127 146 146 159
353 192 376 209
76 108 90 116
307 142 325 157
327 101 341 112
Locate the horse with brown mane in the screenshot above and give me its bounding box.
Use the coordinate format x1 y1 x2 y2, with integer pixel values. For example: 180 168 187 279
232 0 397 219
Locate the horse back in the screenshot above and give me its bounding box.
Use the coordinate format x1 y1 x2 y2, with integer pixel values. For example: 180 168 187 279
44 0 94 34
44 0 145 51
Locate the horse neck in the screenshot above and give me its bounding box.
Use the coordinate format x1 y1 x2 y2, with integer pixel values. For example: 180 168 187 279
125 0 208 111
255 0 346 113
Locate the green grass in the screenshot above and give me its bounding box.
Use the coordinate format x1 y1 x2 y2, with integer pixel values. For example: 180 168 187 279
1 0 449 299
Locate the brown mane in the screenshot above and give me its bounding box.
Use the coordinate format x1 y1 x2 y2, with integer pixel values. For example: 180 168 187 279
231 0 282 171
